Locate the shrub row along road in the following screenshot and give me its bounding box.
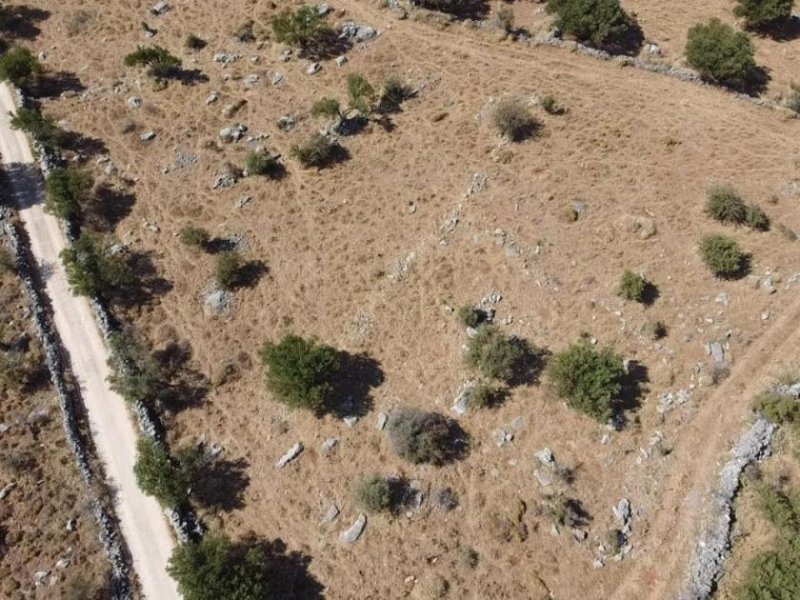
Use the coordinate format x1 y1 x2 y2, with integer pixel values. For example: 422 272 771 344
0 83 179 600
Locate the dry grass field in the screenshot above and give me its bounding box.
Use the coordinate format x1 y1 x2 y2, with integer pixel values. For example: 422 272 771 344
3 0 800 597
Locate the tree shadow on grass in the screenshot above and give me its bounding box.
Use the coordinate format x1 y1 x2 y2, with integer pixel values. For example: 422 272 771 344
111 251 173 307
239 536 325 600
176 68 210 86
751 16 800 41
236 260 269 289
193 457 250 512
641 282 660 307
326 352 384 418
61 130 109 161
0 5 50 40
412 0 490 20
614 360 649 429
152 341 209 412
603 20 644 56
35 71 86 98
300 30 352 61
86 184 136 233
507 338 550 388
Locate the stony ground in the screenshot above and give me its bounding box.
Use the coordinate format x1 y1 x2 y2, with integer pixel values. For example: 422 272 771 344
5 0 800 598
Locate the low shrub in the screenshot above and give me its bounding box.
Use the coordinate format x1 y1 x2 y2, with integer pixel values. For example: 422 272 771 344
45 166 94 220
745 204 770 231
706 186 746 225
107 329 162 405
549 339 624 422
260 335 341 413
354 475 397 513
215 251 242 290
10 106 65 149
457 305 484 328
270 6 332 52
467 381 506 409
291 134 342 168
753 391 800 426
641 319 667 340
546 0 633 46
492 98 539 142
347 72 376 115
245 150 283 178
466 324 521 383
379 76 409 113
541 95 565 115
123 45 181 78
185 34 207 50
699 234 747 278
311 97 342 119
617 270 647 303
496 7 515 33
386 409 464 465
134 437 201 507
179 226 210 249
60 233 135 298
685 19 757 89
0 247 15 273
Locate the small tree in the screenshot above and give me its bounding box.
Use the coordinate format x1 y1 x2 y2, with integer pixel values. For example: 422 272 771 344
466 325 521 383
546 0 633 46
179 226 210 249
347 73 376 116
260 335 341 412
457 305 484 328
379 77 409 113
245 150 283 178
168 535 271 600
10 106 64 149
60 233 135 298
123 45 181 78
270 6 331 52
291 134 341 168
386 409 463 465
0 46 43 90
745 204 770 231
734 0 794 30
699 234 748 278
107 329 163 405
355 475 396 513
706 186 746 225
311 97 342 119
134 437 202 507
549 339 624 422
685 19 756 89
492 98 539 142
541 95 565 115
617 270 647 302
497 7 515 33
215 251 242 290
45 166 93 220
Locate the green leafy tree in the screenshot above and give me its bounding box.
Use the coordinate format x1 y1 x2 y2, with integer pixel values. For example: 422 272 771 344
107 330 163 405
549 339 624 421
546 0 632 45
699 234 748 278
45 167 93 220
0 46 43 90
685 19 756 89
215 251 242 290
123 45 181 78
60 233 135 298
260 335 341 412
168 535 271 600
734 0 794 30
10 106 65 149
347 73 376 116
134 437 202 507
270 6 331 51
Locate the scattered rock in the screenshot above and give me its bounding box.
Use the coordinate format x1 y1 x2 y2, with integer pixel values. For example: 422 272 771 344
203 288 233 315
432 487 458 512
65 519 77 532
33 570 50 586
536 447 555 469
243 74 260 88
340 21 378 42
534 469 553 487
494 429 513 447
340 513 367 544
275 442 304 469
317 3 332 16
271 72 285 86
140 131 156 142
572 528 587 542
708 342 725 365
127 96 142 109
55 558 71 570
219 123 247 143
321 504 340 524
774 382 800 399
307 62 321 75
151 1 169 16
321 438 339 454
205 91 219 105
335 55 348 67
715 292 728 306
465 172 488 198
645 43 661 56
0 482 16 500
613 498 631 529
235 196 252 210
277 115 296 130
377 412 388 430
214 52 241 65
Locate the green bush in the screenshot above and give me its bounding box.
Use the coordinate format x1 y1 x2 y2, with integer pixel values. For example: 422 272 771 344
10 106 65 149
737 540 800 600
311 97 342 119
245 150 283 178
699 234 748 278
0 247 15 273
134 437 202 507
546 0 633 45
386 409 462 465
706 186 746 225
734 0 794 30
347 73 376 115
617 270 647 302
467 381 506 409
179 226 210 249
185 34 207 50
379 76 409 113
123 45 181 78
60 233 134 298
685 19 757 89
466 325 521 383
291 134 341 168
270 6 331 51
0 46 43 90
260 335 341 412
753 391 800 426
745 204 770 231
497 7 515 33
549 339 624 422
45 167 93 220
215 251 242 290
457 305 483 328
107 329 163 405
354 475 396 513
168 535 271 600
492 98 539 142
541 95 565 115
758 485 800 534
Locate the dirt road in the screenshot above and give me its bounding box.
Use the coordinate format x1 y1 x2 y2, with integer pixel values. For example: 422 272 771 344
0 83 179 600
